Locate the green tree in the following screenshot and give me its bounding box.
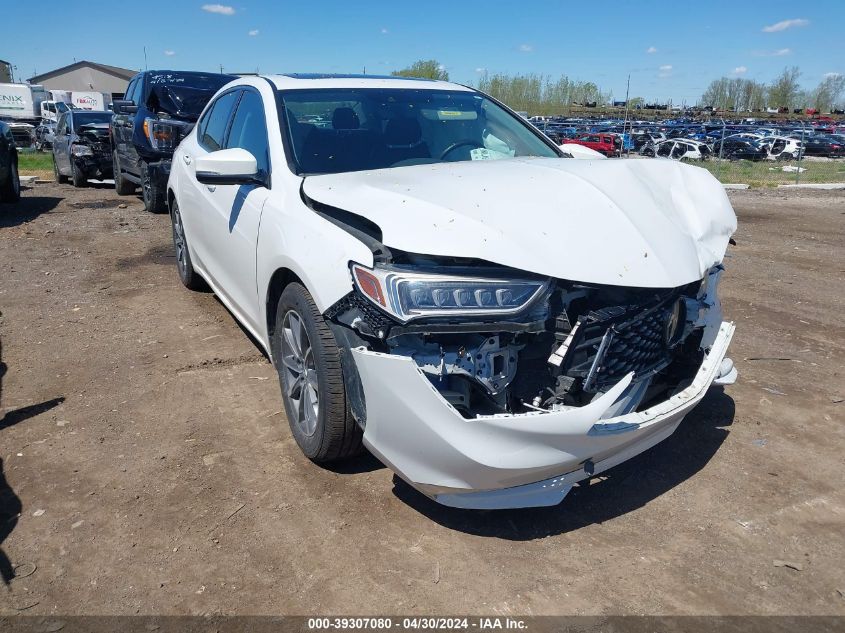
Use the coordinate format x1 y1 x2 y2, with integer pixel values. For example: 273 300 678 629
767 66 802 109
391 60 449 81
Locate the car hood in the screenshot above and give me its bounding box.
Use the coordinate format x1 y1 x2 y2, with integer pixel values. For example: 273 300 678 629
302 157 737 288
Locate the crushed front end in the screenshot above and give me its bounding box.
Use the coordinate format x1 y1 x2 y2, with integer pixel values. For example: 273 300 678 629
72 124 114 180
325 254 736 509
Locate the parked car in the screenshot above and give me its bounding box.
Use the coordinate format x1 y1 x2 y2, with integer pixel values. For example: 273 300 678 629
35 121 56 151
712 138 768 161
643 138 711 160
111 70 236 212
52 110 114 187
758 136 803 161
802 135 845 158
566 133 618 156
0 120 21 203
166 74 738 510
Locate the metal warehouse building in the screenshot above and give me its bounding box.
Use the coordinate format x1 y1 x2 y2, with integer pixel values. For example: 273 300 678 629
27 60 136 98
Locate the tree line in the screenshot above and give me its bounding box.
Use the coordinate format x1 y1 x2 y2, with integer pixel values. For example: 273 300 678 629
390 60 845 115
693 67 843 113
390 60 612 115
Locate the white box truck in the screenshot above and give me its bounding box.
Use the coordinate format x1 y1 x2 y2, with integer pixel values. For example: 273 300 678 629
71 91 111 111
0 83 48 122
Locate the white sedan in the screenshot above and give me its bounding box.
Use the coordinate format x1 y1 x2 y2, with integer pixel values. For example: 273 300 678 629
167 74 738 509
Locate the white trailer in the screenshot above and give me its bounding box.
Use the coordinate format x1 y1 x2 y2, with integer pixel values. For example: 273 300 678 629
71 91 111 111
0 83 48 122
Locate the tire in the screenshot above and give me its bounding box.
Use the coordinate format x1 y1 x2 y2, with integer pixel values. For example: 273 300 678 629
169 200 205 291
0 157 20 203
141 161 167 213
272 283 363 463
113 151 135 195
71 161 87 187
53 155 67 183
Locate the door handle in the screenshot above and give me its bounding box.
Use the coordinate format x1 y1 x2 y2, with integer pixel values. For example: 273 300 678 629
183 154 192 165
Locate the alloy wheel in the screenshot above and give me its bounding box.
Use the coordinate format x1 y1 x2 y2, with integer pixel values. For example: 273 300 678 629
280 309 319 437
171 208 187 277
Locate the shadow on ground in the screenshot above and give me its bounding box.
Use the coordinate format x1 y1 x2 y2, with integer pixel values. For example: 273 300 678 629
0 192 62 228
391 388 735 539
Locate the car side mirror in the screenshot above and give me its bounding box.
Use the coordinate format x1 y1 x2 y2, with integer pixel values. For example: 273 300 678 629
195 148 263 186
113 100 138 115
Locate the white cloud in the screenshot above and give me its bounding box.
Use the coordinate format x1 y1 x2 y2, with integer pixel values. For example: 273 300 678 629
658 64 673 78
754 48 792 57
762 18 809 33
518 43 533 52
164 50 176 56
475 67 487 73
380 27 388 34
733 65 747 75
823 72 841 79
202 4 235 15
248 29 259 36
646 46 657 54
659 65 672 71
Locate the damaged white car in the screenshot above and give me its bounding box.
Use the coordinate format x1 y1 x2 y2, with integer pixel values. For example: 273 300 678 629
167 74 738 509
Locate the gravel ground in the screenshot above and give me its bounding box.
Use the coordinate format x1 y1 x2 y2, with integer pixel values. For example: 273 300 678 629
0 182 843 616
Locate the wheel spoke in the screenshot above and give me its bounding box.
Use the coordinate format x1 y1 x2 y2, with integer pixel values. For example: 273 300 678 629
280 308 320 437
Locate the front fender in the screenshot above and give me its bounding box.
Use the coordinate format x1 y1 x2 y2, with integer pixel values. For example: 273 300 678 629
256 193 375 344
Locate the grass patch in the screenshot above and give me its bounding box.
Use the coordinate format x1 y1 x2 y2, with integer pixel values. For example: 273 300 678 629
18 151 55 174
697 158 845 187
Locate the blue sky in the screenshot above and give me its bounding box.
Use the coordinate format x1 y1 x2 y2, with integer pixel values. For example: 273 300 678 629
4 0 843 103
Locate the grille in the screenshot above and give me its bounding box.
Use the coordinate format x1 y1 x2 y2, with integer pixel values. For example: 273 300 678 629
562 296 679 392
326 292 395 335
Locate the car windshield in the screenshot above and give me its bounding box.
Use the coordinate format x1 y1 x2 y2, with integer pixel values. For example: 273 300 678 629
278 88 560 175
72 112 112 128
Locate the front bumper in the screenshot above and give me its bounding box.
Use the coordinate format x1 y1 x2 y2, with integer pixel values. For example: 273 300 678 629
73 154 113 179
353 321 735 510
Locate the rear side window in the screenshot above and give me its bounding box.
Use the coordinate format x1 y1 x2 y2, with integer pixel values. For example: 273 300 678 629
199 90 240 152
225 90 270 178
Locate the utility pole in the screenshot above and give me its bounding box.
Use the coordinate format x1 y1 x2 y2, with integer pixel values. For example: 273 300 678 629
143 47 147 70
622 74 631 155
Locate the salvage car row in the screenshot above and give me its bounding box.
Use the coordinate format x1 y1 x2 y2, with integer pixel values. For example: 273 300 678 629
5 72 741 512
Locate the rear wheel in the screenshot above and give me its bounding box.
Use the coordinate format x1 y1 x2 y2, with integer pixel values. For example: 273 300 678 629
0 157 20 203
169 200 205 290
272 283 363 463
53 156 67 183
113 151 134 195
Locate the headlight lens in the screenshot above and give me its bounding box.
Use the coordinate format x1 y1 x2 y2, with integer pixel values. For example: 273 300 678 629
351 263 548 322
144 118 180 151
70 144 93 156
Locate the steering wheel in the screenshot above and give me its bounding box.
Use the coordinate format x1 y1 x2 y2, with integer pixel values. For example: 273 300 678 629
439 139 484 160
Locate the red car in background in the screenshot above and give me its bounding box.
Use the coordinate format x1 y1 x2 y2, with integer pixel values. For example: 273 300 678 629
565 133 620 157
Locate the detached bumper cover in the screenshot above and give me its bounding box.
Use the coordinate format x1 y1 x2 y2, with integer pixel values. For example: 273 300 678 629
353 321 735 509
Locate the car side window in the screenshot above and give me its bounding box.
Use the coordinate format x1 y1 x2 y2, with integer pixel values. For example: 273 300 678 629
225 90 270 178
199 90 240 152
56 114 67 136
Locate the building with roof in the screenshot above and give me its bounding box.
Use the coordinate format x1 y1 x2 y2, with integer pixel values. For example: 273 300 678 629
27 61 137 98
0 60 12 83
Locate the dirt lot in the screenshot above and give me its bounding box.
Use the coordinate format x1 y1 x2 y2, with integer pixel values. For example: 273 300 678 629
0 182 843 616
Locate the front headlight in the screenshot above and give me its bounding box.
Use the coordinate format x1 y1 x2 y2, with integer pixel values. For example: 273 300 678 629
351 263 548 323
70 144 93 156
143 118 180 151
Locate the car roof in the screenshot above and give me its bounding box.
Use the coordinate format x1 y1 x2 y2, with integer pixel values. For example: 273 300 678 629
264 73 472 92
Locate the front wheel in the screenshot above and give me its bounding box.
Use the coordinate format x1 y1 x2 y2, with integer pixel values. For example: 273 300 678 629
141 162 167 213
71 161 87 187
272 283 363 463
